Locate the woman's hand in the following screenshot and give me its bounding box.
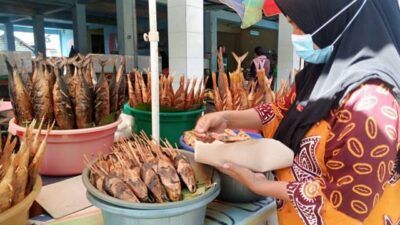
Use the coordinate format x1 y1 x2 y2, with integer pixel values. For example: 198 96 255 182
218 162 290 201
195 111 228 134
217 163 268 192
195 109 263 134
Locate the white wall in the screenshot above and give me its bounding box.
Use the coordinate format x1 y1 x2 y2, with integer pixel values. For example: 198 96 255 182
277 14 300 88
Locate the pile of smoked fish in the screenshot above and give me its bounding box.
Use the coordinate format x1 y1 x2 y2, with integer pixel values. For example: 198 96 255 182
0 119 52 213
127 71 208 111
212 50 291 111
5 54 126 129
87 132 208 203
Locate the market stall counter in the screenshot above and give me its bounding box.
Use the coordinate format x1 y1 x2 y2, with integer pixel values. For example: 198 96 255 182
30 197 276 225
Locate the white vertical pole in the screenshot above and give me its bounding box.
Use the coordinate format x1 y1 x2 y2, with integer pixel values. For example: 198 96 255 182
148 0 160 142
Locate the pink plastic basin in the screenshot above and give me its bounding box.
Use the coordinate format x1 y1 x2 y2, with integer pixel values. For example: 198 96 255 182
8 118 121 176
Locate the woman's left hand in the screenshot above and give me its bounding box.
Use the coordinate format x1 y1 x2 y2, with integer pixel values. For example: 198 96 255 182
217 163 268 194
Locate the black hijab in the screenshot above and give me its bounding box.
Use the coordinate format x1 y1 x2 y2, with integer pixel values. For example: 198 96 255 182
273 0 400 172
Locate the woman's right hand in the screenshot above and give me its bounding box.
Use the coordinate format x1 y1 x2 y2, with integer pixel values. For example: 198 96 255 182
194 111 228 134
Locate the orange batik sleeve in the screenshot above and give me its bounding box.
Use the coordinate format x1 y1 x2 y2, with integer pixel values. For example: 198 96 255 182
279 81 400 225
254 84 297 138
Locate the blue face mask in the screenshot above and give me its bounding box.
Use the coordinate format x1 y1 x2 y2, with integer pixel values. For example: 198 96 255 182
291 0 367 64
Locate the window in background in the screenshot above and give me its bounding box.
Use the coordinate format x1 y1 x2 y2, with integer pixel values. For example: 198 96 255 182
13 25 73 57
0 24 6 51
14 26 35 55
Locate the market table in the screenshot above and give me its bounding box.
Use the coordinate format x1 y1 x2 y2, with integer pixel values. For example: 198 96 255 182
43 198 275 225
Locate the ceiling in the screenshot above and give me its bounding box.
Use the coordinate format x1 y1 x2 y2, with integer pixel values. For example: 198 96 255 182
0 0 277 29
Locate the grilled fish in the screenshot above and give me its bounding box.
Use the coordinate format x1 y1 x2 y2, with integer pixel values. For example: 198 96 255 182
94 61 110 125
141 163 169 203
134 71 143 103
74 62 94 128
109 60 118 113
127 73 138 107
104 176 140 202
163 144 197 193
172 76 186 109
5 58 33 124
124 167 150 202
185 78 197 110
53 67 75 129
115 58 126 114
82 57 94 90
45 61 56 103
20 60 33 100
32 61 54 123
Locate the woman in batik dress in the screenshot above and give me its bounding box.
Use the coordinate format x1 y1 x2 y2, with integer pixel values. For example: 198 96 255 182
195 0 400 224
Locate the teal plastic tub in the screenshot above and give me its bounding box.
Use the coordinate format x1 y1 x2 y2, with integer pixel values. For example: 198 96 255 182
87 191 218 225
83 150 221 225
123 103 205 145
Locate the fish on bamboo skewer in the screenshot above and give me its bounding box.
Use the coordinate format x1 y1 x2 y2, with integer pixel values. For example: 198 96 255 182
212 73 223 111
194 78 203 105
44 61 56 104
27 118 44 164
167 76 175 104
185 78 197 110
116 72 126 116
160 76 173 107
172 76 186 110
229 73 242 110
0 154 15 213
116 57 126 115
130 141 169 203
141 133 181 201
27 121 54 192
162 140 197 193
89 59 98 87
94 60 110 125
147 72 152 99
134 71 143 104
220 73 233 110
114 144 150 202
139 72 149 104
62 57 77 109
20 59 33 100
53 63 75 129
83 59 94 90
127 73 138 108
253 69 267 107
232 52 248 74
74 61 94 128
247 81 257 108
88 158 140 203
265 76 275 104
197 76 209 105
4 57 33 125
12 120 35 205
33 59 53 123
109 60 118 113
0 134 17 180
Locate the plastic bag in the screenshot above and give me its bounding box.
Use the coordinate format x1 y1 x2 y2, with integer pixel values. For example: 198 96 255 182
241 0 264 29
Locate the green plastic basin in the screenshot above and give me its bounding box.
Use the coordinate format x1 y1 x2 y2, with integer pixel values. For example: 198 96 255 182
123 103 205 145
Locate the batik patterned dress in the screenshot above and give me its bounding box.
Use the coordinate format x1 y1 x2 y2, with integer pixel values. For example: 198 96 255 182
255 80 400 225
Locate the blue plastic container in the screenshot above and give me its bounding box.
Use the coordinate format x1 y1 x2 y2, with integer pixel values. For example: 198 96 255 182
179 130 265 203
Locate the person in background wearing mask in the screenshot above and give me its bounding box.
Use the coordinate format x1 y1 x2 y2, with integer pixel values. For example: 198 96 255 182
195 0 400 224
248 46 271 81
